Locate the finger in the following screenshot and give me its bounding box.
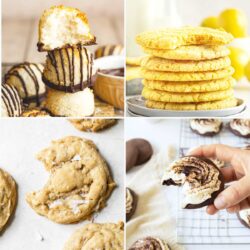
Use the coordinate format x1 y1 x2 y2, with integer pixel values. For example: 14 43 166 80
206 204 218 215
226 204 240 213
220 166 237 183
214 176 250 209
188 144 241 164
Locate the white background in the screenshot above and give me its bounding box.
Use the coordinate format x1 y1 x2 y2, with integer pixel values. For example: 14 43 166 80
0 118 124 250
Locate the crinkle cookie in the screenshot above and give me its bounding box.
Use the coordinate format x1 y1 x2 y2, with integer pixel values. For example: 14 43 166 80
141 56 231 72
141 67 234 82
136 27 233 50
69 119 117 132
145 98 237 111
26 136 116 224
0 168 17 232
142 87 234 103
63 222 124 250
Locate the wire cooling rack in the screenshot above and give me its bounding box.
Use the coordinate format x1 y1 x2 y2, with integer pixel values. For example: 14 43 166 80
177 119 250 245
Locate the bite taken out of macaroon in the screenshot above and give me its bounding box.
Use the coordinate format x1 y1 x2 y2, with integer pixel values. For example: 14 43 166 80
38 5 96 51
162 156 224 209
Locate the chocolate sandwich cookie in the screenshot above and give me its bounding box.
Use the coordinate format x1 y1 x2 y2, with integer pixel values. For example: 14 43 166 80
5 62 46 107
129 237 171 250
162 156 224 209
190 119 222 136
126 188 138 222
126 139 153 172
237 209 250 229
229 119 250 138
1 84 23 117
43 45 94 93
94 45 123 59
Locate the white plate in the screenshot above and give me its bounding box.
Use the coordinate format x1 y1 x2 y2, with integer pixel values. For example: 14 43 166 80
127 96 246 117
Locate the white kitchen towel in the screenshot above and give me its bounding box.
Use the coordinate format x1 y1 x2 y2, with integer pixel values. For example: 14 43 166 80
126 151 184 250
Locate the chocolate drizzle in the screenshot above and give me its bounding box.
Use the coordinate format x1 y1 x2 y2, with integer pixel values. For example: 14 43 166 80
2 84 23 117
4 62 44 106
45 46 93 93
129 237 169 250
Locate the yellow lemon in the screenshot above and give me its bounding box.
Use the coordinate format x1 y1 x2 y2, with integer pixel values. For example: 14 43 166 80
218 9 248 38
229 47 249 80
245 60 250 81
201 16 219 29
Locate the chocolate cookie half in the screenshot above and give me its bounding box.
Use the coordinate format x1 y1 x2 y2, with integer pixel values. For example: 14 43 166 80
237 209 250 229
190 119 222 136
126 139 153 172
162 156 224 209
229 119 250 138
126 188 138 222
129 237 171 250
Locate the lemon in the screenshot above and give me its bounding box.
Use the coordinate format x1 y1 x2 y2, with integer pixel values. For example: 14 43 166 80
245 60 250 81
218 9 248 38
201 16 219 29
229 47 249 80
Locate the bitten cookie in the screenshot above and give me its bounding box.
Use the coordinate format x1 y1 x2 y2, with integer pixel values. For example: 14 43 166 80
38 5 96 51
63 222 124 250
237 209 250 229
69 119 117 132
129 237 171 250
190 119 222 136
26 136 116 224
126 187 138 222
126 138 153 172
162 156 224 209
0 168 17 232
229 119 250 138
22 108 51 117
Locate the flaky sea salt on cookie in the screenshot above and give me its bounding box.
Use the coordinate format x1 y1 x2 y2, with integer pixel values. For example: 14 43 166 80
38 5 96 51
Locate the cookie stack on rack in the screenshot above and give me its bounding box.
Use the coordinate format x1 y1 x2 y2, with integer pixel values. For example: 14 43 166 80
38 5 96 117
136 27 238 111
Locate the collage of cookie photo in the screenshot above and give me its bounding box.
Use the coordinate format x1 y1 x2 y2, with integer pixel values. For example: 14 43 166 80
1 0 250 250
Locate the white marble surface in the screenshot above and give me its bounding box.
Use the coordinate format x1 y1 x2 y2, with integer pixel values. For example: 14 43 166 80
0 118 124 250
125 118 250 250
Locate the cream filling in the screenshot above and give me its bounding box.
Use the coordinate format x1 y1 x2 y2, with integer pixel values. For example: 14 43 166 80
126 189 133 214
230 120 250 136
190 119 221 134
239 209 250 225
162 158 221 208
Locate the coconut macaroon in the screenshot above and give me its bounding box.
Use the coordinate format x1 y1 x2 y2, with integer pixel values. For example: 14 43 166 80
1 84 23 117
43 46 94 92
38 5 96 51
45 87 94 117
5 62 46 107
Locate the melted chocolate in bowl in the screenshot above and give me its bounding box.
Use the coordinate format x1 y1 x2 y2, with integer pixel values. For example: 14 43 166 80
99 67 124 77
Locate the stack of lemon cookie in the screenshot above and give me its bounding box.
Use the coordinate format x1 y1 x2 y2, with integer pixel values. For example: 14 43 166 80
136 27 238 111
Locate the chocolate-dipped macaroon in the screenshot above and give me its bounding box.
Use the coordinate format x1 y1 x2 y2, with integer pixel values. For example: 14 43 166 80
1 84 23 117
126 138 153 172
94 45 124 59
126 188 138 222
43 45 94 93
162 156 224 209
229 119 250 138
190 119 222 136
237 209 250 229
129 237 171 250
5 62 46 107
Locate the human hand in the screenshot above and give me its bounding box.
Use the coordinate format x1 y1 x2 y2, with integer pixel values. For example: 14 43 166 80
189 144 250 215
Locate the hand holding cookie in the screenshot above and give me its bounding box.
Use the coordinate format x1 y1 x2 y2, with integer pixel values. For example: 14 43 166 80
189 144 250 215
